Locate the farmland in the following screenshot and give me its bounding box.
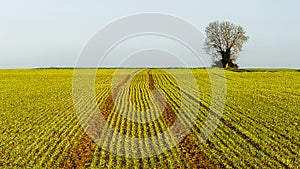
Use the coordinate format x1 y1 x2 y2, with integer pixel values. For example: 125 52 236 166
0 68 299 168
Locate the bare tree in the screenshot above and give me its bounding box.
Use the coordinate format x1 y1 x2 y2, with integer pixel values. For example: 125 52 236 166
204 21 249 68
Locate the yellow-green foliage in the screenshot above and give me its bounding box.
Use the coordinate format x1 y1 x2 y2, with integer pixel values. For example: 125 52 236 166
0 69 299 168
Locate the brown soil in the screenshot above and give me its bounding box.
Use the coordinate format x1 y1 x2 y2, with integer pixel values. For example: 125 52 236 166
63 70 217 168
63 134 96 168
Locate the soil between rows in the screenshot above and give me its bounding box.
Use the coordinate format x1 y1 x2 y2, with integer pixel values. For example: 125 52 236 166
64 70 216 168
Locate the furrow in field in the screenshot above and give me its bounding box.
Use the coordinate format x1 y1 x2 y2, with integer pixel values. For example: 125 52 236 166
194 76 299 156
225 100 300 147
193 77 299 165
147 70 184 168
62 71 130 168
40 101 85 166
59 90 110 168
150 69 216 168
158 71 265 167
162 71 295 168
56 121 86 168
41 113 81 167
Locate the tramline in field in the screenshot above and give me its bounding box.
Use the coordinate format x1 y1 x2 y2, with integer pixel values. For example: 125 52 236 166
0 68 299 168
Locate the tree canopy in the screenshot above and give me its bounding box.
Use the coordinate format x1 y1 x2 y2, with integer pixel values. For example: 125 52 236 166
204 21 249 68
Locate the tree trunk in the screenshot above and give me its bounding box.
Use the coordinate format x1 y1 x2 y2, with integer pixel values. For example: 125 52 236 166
220 50 231 68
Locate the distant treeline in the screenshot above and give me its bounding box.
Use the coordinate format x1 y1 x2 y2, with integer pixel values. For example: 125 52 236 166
35 67 208 69
34 67 299 72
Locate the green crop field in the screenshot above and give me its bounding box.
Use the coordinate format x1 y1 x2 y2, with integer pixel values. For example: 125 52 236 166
0 68 299 168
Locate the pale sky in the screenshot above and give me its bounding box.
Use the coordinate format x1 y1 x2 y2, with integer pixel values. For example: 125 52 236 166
0 0 299 68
